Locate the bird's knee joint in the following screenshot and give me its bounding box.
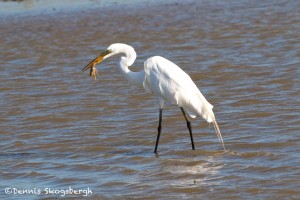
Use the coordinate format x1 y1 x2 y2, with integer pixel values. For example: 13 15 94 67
157 125 162 131
187 121 191 127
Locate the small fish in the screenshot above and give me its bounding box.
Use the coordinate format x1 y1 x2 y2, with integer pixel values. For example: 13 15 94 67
90 63 100 80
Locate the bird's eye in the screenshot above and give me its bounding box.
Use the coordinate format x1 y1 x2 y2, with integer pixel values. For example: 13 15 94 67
100 50 111 56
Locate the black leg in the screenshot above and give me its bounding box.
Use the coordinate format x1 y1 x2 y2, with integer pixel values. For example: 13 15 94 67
180 107 195 150
154 109 163 154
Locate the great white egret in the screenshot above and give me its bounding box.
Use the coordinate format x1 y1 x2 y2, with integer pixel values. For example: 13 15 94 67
82 43 225 153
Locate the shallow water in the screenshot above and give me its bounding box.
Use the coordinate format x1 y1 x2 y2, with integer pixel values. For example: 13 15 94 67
0 0 300 199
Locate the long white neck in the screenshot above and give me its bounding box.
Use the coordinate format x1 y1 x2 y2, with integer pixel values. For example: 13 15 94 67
105 43 145 87
118 56 145 87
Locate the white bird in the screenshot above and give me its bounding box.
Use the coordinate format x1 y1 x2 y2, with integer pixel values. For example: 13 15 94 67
82 43 225 153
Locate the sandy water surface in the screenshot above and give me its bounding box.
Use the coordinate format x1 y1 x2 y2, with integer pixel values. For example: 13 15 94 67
0 0 300 199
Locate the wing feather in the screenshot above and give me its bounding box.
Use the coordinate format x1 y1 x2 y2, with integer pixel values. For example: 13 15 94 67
144 56 213 120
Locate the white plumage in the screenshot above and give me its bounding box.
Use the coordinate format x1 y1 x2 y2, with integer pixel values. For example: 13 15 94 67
144 56 213 121
82 43 225 152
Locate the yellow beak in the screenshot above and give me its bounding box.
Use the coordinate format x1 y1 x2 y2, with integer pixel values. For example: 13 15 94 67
82 50 109 73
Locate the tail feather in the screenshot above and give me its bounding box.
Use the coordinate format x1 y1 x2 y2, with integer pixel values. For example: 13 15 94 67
200 103 225 151
212 118 225 151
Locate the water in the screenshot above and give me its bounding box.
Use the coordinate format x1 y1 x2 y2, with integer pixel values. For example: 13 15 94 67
0 0 299 199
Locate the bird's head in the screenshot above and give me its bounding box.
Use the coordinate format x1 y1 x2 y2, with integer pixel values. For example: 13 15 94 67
82 43 135 80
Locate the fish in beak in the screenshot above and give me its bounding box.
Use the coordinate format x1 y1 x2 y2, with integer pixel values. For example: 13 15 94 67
82 50 111 80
